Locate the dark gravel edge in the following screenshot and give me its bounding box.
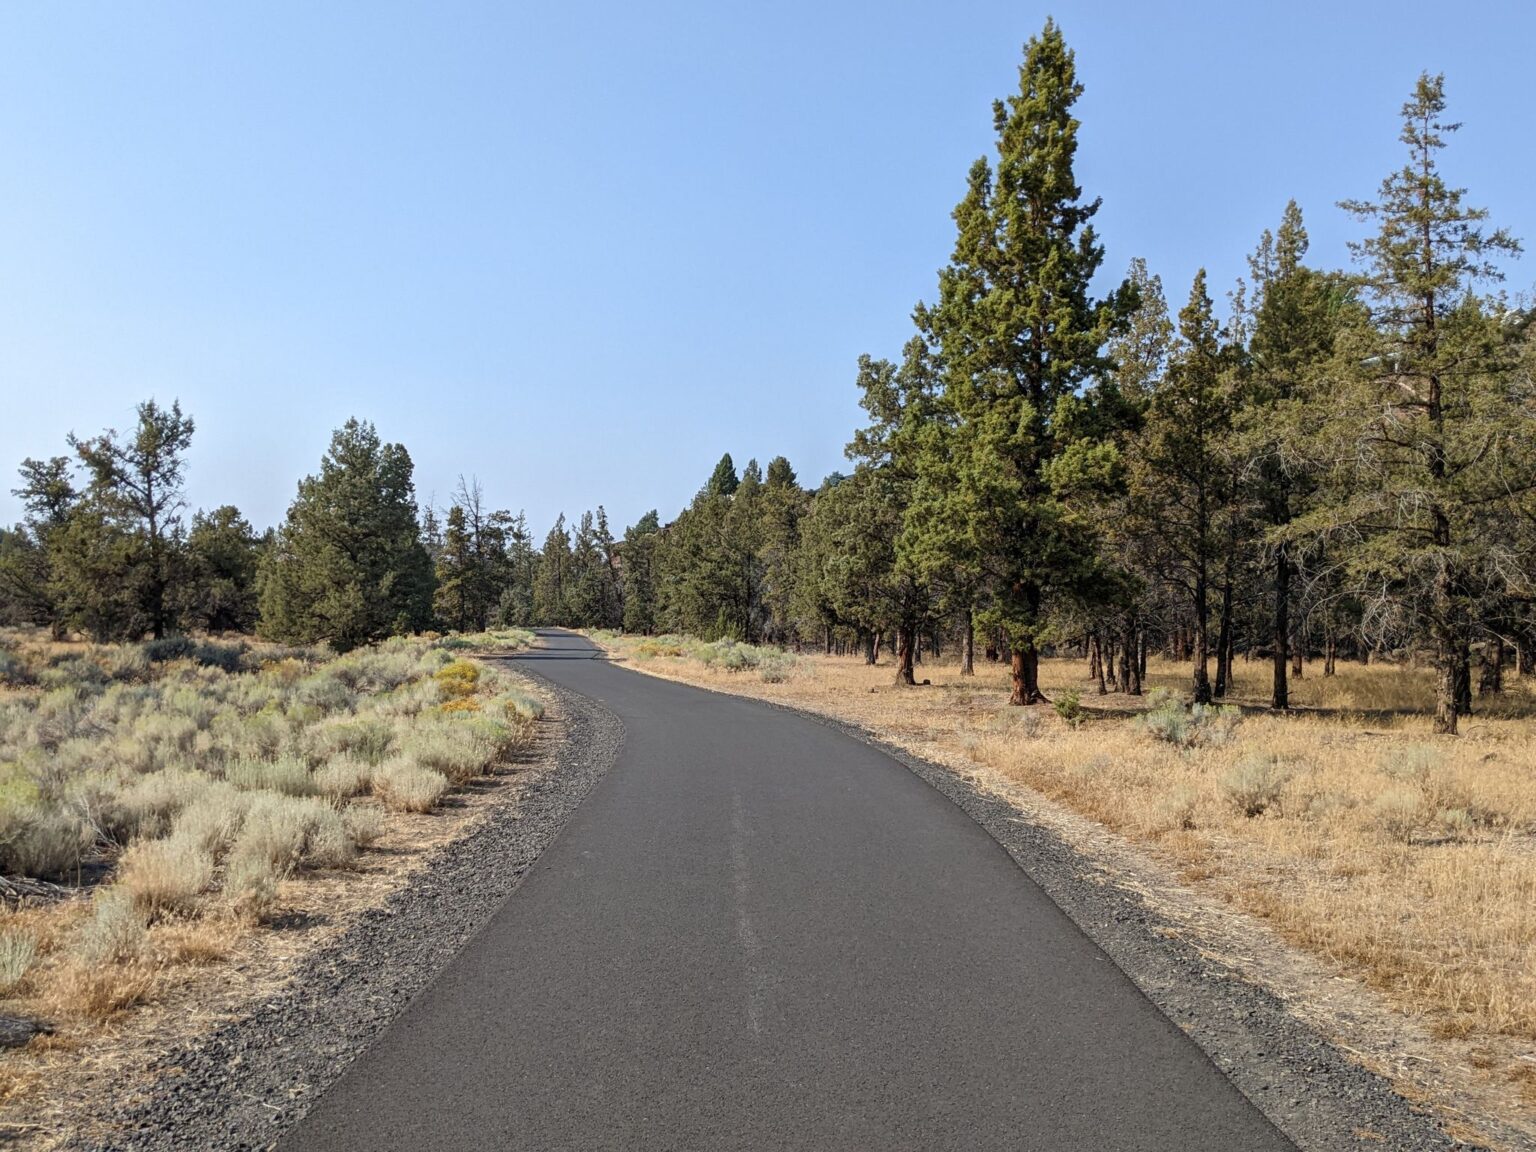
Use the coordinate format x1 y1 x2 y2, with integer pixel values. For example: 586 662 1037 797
76 675 622 1152
731 689 1485 1152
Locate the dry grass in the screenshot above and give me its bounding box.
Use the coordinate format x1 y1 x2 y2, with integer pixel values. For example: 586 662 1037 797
0 625 542 1124
594 633 1536 1136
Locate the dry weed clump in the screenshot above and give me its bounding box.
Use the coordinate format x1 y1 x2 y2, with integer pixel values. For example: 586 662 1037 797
596 634 1536 1061
0 625 541 1025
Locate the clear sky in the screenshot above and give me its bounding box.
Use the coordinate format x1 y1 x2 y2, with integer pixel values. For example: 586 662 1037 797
2 1 1531 538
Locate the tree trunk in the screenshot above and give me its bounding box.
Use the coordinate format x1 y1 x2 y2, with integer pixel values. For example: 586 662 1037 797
1088 634 1102 684
1517 633 1535 676
1214 574 1234 699
1009 643 1043 706
1138 630 1148 680
1431 555 1459 734
895 623 916 686
1192 568 1212 704
861 630 876 665
1121 621 1140 696
960 607 975 676
1454 636 1472 716
1478 636 1504 696
1092 634 1107 695
1105 634 1120 693
1272 550 1290 710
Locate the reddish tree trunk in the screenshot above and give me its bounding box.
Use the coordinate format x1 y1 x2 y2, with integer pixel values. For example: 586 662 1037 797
1009 644 1043 706
895 623 917 686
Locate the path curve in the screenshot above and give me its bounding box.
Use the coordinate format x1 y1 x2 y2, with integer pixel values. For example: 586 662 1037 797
280 629 1293 1151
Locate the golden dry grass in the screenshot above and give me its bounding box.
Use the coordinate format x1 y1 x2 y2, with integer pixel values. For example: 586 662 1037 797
595 634 1536 1121
0 627 545 1141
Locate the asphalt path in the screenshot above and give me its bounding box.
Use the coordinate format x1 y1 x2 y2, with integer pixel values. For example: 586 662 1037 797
281 629 1294 1151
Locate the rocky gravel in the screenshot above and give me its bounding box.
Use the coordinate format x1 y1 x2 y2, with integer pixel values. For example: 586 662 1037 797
75 677 621 1152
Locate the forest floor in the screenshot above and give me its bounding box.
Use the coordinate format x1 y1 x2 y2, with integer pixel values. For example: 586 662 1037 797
589 632 1536 1151
0 630 551 1147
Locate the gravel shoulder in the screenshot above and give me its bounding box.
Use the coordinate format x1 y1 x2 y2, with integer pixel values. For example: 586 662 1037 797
70 673 621 1152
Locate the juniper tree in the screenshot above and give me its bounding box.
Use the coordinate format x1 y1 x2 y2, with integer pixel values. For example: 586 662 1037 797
913 20 1131 704
183 505 262 633
69 399 195 640
258 419 434 649
707 453 739 497
846 347 938 685
4 457 78 631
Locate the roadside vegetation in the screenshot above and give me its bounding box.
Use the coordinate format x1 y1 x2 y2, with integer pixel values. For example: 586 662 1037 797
593 631 1536 1121
0 627 536 1053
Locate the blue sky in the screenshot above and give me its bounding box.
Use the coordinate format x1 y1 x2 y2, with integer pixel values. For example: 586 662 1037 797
2 1 1531 537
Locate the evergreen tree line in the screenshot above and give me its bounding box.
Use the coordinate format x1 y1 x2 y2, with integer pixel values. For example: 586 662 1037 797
605 24 1536 736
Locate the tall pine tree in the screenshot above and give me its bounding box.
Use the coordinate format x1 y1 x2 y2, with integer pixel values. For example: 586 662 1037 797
914 20 1130 704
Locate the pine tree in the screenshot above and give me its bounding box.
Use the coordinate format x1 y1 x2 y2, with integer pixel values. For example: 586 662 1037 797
1331 74 1526 733
533 514 573 626
621 510 661 634
914 20 1130 704
1241 202 1357 708
435 504 475 631
707 453 739 497
258 419 435 650
1127 270 1239 703
758 457 806 643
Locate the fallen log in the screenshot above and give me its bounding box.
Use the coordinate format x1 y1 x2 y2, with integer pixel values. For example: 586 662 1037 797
0 874 81 906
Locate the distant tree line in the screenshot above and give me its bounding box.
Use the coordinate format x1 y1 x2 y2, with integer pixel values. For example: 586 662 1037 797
4 22 1533 734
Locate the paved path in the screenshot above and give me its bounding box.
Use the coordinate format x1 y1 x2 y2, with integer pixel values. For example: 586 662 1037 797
281 630 1292 1151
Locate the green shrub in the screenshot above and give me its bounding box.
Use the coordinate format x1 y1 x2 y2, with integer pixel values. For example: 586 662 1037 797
296 672 354 714
144 636 197 663
1053 688 1085 729
401 721 492 784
